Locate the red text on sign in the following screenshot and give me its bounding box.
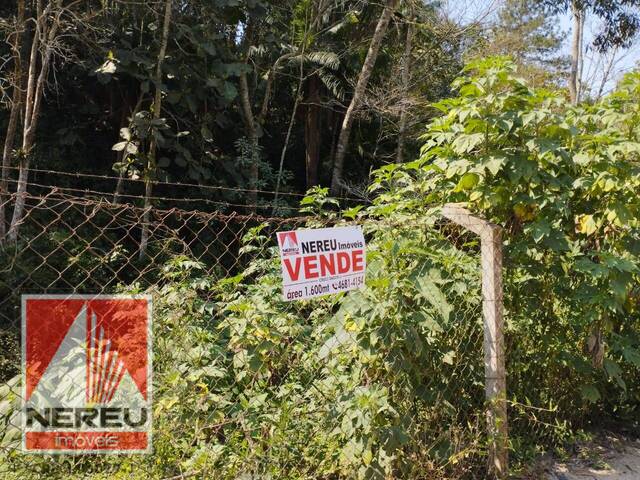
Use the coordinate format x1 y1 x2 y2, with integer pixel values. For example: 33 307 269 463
282 249 364 281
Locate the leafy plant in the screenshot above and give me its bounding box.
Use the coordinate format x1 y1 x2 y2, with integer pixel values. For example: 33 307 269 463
370 56 640 458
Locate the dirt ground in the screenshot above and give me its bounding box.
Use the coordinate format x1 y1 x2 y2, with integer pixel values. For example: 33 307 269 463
540 434 640 480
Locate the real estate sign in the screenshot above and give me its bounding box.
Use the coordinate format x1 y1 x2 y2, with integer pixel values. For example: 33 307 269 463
276 226 366 301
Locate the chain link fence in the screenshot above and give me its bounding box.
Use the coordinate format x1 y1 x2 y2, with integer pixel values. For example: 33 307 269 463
0 186 492 479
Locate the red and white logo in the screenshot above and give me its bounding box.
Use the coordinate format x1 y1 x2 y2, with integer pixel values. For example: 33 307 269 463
277 231 299 256
22 295 152 453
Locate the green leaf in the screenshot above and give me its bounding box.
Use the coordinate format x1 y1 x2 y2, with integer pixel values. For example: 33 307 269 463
411 311 443 334
119 127 132 141
219 82 238 101
343 205 364 219
579 384 601 403
622 346 640 368
573 152 593 165
455 173 480 191
604 359 626 390
414 272 452 322
482 156 505 175
574 258 608 278
442 351 455 365
451 133 484 154
95 60 117 74
201 125 214 142
200 365 226 378
526 220 550 243
112 141 127 152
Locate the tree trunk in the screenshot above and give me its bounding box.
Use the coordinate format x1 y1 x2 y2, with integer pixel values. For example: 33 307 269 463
329 113 340 170
258 52 295 123
8 0 57 241
1 0 26 240
396 14 414 164
305 74 321 188
140 0 172 259
273 71 304 211
595 47 618 100
330 0 398 195
576 11 585 103
238 69 259 209
569 0 582 105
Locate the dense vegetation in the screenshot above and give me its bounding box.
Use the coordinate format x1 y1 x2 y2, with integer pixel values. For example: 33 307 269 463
378 57 640 438
2 57 640 478
0 1 637 210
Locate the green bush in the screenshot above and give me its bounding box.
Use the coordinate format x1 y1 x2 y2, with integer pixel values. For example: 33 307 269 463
1 222 487 480
371 56 640 457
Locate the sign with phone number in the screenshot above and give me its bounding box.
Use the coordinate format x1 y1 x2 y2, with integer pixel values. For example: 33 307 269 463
276 226 366 301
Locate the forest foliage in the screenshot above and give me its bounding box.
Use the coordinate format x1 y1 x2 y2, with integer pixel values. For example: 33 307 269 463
0 0 563 216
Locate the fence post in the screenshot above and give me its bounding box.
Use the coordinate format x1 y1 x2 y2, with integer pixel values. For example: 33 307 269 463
441 203 507 479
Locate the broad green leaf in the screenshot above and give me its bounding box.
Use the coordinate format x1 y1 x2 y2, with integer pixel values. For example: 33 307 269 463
526 220 550 243
112 141 127 151
451 133 484 154
455 173 480 191
482 156 506 175
414 274 452 322
604 359 626 390
623 347 640 368
579 384 601 403
343 205 364 219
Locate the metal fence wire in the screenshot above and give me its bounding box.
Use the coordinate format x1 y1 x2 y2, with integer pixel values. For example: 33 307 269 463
0 188 492 479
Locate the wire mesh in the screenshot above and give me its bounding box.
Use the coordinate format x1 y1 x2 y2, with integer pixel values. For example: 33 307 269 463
0 188 488 479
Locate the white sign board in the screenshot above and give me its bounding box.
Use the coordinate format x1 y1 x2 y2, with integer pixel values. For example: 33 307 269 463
276 226 366 301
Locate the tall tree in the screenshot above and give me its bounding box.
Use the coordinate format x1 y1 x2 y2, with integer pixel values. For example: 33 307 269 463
535 0 640 103
235 5 284 209
139 0 173 258
301 0 324 189
482 0 567 87
237 30 260 208
0 0 27 239
330 0 399 195
0 0 481 215
396 8 414 164
305 73 321 186
569 0 585 103
8 0 70 241
274 0 341 191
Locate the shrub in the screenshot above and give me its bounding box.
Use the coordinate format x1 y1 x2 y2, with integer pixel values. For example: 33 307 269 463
371 56 640 457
